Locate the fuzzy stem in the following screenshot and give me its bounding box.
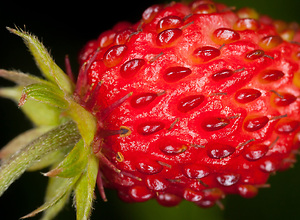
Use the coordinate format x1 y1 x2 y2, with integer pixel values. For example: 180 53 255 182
0 121 80 196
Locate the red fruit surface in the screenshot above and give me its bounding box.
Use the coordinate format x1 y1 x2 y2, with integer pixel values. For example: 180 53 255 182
75 0 300 208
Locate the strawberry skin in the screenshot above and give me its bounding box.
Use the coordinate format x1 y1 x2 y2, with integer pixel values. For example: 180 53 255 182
75 0 300 207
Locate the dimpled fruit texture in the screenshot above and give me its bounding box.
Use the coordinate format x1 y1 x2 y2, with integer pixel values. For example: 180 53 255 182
75 0 300 208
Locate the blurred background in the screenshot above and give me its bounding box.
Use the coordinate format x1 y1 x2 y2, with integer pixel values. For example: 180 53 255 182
0 0 300 219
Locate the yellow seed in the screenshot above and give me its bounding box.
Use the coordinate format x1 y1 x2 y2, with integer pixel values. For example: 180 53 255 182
119 126 132 137
116 152 124 162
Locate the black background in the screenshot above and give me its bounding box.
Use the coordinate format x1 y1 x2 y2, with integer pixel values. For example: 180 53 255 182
0 0 300 219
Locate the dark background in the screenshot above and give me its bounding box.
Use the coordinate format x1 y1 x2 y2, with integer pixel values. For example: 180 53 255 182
0 0 300 219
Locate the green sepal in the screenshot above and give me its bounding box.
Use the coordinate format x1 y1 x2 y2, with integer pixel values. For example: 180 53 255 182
66 99 97 147
21 175 80 219
0 126 53 160
22 98 62 126
0 69 46 86
20 83 69 109
27 146 71 172
0 121 80 197
74 152 99 220
40 176 73 220
6 27 74 94
0 28 100 220
0 70 61 125
45 139 88 178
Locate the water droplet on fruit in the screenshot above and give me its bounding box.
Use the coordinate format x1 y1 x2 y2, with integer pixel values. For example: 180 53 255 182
118 190 133 203
196 200 216 208
201 117 230 131
206 143 236 159
272 92 297 106
259 158 277 173
259 35 283 50
156 28 183 47
130 92 157 108
136 158 163 175
146 176 168 191
98 30 116 48
193 3 217 14
156 15 183 32
216 173 240 186
296 52 300 61
142 4 162 23
280 29 295 41
137 121 165 135
182 164 210 179
190 0 214 10
183 188 204 202
156 193 182 207
293 132 300 148
245 49 265 60
103 45 128 68
233 18 260 31
211 69 234 81
193 46 221 63
212 28 240 44
203 188 225 201
293 72 300 88
112 21 132 32
177 95 205 113
280 155 297 170
115 28 135 45
120 58 145 78
78 40 98 64
258 69 284 83
163 66 192 82
275 119 300 134
129 185 153 202
244 116 269 132
243 144 269 161
235 88 261 103
273 20 288 33
238 184 258 198
111 172 135 187
236 7 259 19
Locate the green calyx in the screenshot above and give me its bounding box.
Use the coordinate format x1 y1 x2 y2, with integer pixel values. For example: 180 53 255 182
0 28 98 220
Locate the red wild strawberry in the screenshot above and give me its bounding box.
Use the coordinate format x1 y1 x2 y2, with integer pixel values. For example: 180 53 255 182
0 0 300 219
75 0 300 208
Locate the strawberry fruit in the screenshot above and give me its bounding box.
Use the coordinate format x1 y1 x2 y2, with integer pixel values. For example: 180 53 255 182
75 0 300 208
0 0 299 219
